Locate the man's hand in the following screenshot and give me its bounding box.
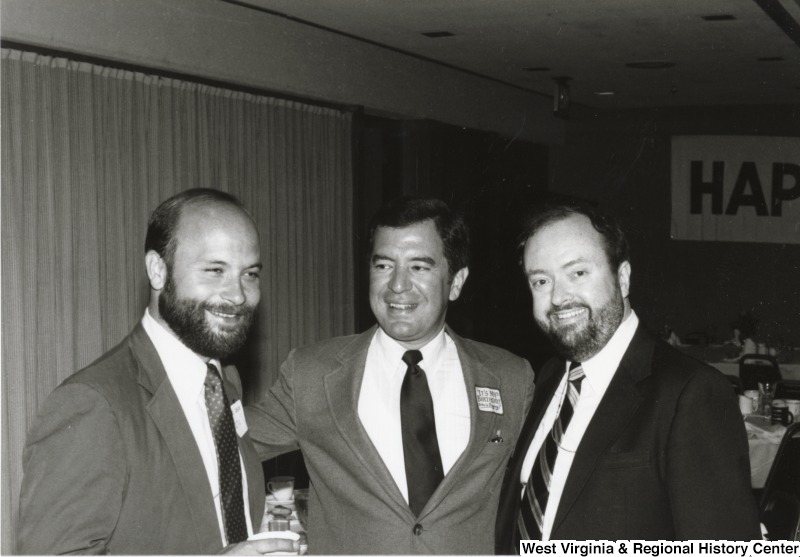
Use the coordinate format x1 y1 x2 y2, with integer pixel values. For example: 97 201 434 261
219 538 299 555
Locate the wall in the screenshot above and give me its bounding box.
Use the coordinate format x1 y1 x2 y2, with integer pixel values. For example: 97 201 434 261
0 0 564 145
355 117 553 367
548 104 800 346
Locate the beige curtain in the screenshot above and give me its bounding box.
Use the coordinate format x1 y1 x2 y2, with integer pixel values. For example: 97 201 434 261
1 48 354 553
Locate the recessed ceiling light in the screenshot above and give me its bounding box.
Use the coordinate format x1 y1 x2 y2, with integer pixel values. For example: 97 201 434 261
594 91 616 96
523 67 550 72
421 31 455 38
625 61 676 69
701 14 737 21
757 56 784 62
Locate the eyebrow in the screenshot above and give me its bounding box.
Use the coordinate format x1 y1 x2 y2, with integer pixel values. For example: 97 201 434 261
371 254 437 266
205 260 263 270
526 257 588 276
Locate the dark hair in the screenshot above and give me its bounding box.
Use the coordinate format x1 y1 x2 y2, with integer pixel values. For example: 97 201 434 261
144 188 246 265
368 196 470 279
517 197 630 270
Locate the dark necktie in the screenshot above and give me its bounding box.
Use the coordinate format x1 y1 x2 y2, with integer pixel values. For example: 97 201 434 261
516 362 585 545
204 363 248 544
400 349 444 516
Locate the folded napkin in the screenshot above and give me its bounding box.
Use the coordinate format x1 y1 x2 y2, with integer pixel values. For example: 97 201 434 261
745 419 786 443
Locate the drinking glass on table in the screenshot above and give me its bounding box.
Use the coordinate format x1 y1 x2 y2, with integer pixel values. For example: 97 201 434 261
758 381 776 417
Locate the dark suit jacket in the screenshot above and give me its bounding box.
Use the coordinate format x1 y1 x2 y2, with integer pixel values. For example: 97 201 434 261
17 323 266 554
245 325 534 554
496 324 761 549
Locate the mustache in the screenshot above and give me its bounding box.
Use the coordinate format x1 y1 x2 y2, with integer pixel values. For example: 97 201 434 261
547 303 589 318
202 302 254 317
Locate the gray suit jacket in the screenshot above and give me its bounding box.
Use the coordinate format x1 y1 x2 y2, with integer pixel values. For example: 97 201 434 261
245 325 534 554
17 323 266 554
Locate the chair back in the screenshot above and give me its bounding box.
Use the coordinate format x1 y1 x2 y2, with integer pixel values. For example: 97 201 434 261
739 354 781 392
760 422 800 540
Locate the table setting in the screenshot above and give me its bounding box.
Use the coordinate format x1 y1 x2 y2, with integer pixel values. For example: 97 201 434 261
739 390 798 488
674 343 800 380
253 476 308 554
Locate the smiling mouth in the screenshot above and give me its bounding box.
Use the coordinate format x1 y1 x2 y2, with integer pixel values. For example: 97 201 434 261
388 302 417 311
207 308 244 320
551 307 588 322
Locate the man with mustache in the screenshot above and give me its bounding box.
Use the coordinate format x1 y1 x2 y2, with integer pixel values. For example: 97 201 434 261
246 196 534 554
18 189 297 555
495 199 760 548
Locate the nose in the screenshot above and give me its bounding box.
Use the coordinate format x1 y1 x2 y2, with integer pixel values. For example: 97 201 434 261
550 279 573 307
388 267 411 294
221 277 246 306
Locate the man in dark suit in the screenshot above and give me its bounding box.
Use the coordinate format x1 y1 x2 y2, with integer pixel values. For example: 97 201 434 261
18 189 297 554
495 199 761 549
246 197 534 554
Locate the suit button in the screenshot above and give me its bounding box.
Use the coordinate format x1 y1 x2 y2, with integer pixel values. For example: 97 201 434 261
413 524 423 536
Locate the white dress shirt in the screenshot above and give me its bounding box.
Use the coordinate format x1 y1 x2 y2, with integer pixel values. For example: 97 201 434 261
142 309 253 546
358 327 471 503
519 311 639 540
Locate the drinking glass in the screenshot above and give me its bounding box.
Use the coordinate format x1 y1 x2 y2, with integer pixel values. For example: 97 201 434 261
759 381 776 417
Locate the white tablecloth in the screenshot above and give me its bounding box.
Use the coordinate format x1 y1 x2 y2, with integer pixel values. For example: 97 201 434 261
745 416 786 488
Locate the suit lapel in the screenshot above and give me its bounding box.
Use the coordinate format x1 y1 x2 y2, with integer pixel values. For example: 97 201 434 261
551 325 653 534
518 359 565 467
323 326 411 512
497 358 564 533
420 329 498 514
129 324 223 550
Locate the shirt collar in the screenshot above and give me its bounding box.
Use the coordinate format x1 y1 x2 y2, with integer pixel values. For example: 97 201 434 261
374 326 448 376
569 310 639 394
141 309 222 404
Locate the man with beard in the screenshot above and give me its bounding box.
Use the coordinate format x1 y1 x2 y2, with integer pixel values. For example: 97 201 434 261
495 199 760 549
18 189 297 555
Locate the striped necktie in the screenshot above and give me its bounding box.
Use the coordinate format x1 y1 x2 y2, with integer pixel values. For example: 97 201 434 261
516 362 585 546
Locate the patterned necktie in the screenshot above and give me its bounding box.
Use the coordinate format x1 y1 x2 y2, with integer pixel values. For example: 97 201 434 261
400 349 444 516
516 362 585 545
204 363 248 545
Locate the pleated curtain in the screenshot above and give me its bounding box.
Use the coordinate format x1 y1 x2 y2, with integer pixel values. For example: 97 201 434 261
1 48 355 552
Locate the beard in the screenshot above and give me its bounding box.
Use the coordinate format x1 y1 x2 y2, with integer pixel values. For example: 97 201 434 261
537 286 625 363
159 275 256 360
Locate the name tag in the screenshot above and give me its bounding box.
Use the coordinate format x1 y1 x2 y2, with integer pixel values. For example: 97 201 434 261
230 400 248 437
475 386 504 415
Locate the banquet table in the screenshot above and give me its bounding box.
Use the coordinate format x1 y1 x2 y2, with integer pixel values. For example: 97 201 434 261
675 344 800 381
744 415 786 489
257 493 307 554
673 344 796 488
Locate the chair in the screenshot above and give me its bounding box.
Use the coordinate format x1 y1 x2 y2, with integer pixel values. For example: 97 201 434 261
776 380 800 401
760 422 800 540
739 354 782 392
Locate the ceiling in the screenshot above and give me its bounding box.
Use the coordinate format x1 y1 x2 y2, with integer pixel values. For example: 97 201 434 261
225 0 800 109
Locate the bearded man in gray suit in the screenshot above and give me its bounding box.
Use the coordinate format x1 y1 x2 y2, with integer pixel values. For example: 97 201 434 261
246 196 534 554
18 189 297 555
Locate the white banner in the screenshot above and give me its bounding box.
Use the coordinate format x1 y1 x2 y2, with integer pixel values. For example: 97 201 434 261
671 135 800 244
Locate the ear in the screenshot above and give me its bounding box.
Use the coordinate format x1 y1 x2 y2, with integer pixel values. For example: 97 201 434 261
145 251 168 291
448 267 469 302
617 260 631 298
